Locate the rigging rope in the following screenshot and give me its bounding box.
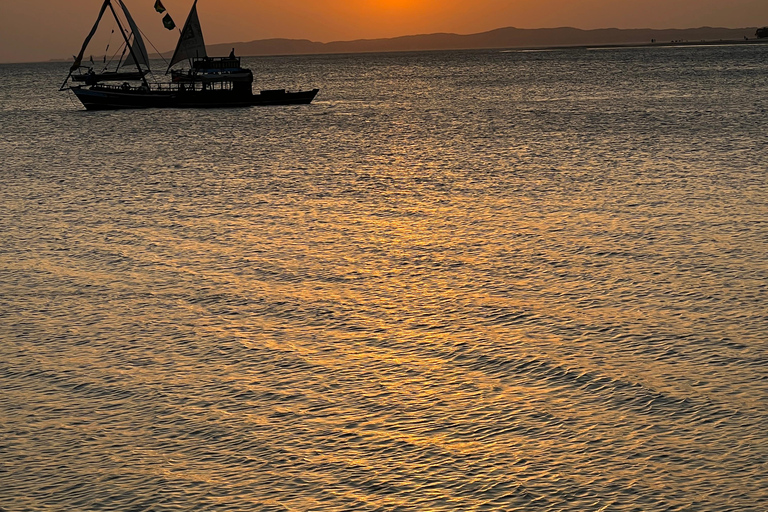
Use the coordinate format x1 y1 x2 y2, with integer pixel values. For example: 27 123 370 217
100 21 116 73
117 38 129 70
102 40 127 71
139 27 170 67
137 27 170 84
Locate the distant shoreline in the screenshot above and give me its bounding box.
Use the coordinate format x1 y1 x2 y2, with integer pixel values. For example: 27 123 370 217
34 38 768 65
44 38 768 65
7 26 767 65
201 26 767 59
509 38 768 53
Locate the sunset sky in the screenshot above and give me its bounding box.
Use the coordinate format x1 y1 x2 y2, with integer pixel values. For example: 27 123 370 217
1 0 766 63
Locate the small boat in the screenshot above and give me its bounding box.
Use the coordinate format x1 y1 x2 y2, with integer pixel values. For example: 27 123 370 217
61 0 319 110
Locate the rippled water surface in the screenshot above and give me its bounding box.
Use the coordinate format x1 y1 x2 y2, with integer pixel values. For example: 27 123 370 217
2 46 768 511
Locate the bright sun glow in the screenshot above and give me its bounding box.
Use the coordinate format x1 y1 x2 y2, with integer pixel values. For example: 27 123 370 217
367 0 435 13
370 0 413 9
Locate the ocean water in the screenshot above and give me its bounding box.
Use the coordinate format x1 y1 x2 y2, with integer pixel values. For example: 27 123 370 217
1 45 767 511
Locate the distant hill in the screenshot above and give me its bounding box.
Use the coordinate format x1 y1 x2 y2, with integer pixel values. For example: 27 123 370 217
191 26 761 58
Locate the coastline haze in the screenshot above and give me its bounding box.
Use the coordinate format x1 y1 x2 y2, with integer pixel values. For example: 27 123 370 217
1 0 767 63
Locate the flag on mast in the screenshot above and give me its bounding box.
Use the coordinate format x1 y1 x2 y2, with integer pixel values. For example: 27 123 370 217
154 1 166 13
162 14 176 30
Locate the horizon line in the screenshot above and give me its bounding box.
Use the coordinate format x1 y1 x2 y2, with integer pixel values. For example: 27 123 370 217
2 24 764 65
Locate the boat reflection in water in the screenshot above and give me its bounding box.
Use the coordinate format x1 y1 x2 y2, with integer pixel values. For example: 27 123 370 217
60 0 319 111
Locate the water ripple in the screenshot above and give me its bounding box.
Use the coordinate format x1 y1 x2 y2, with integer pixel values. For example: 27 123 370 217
2 47 768 511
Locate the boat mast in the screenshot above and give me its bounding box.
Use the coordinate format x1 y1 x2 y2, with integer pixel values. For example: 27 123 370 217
107 0 148 85
59 0 111 90
61 0 149 90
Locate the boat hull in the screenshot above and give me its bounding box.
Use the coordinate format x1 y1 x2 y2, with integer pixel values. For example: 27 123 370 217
71 86 319 111
252 89 320 106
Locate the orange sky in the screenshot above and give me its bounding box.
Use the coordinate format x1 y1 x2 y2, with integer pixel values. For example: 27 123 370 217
1 0 766 63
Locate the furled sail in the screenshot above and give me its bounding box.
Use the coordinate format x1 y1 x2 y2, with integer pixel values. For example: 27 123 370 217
167 0 207 72
118 0 150 70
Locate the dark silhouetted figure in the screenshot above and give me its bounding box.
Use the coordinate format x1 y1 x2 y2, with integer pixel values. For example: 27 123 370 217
229 48 236 59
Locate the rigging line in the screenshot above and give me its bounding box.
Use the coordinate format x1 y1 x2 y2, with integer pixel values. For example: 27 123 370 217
104 40 128 70
67 89 80 110
117 37 130 70
138 27 169 67
107 0 146 78
101 20 116 72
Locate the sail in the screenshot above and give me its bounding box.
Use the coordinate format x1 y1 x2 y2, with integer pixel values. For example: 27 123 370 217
167 0 207 72
118 0 150 70
123 36 150 70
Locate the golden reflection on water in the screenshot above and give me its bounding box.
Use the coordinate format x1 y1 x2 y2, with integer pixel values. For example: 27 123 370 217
2 47 768 511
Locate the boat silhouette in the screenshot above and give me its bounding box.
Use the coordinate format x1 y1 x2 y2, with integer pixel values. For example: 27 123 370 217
61 0 318 110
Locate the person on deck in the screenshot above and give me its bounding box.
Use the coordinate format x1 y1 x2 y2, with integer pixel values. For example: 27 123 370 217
229 48 236 59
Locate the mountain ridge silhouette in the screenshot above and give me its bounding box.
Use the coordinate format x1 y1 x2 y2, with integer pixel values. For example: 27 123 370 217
194 26 761 57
